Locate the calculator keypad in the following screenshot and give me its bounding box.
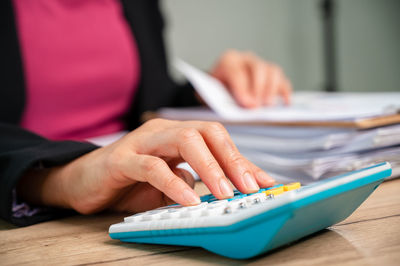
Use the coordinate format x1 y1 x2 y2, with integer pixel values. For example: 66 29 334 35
122 183 301 225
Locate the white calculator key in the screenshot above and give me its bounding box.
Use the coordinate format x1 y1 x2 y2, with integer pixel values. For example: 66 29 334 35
245 193 267 204
180 208 204 218
204 204 226 216
208 199 228 207
186 202 208 210
147 208 169 214
160 208 182 219
180 202 208 218
140 214 153 221
124 213 143 223
139 208 170 221
228 198 247 210
155 204 181 210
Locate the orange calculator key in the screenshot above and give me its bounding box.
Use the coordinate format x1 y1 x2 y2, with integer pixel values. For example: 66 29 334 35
263 186 285 196
283 182 301 191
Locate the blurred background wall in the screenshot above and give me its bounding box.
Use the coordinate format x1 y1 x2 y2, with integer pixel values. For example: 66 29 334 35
161 0 400 92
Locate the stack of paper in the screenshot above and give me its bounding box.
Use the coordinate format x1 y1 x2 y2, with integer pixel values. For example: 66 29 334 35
171 59 400 124
157 60 400 184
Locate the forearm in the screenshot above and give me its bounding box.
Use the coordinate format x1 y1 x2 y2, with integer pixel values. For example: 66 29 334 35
16 147 120 215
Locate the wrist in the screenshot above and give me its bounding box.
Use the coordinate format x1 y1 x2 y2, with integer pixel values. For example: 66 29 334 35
16 148 105 214
17 166 71 209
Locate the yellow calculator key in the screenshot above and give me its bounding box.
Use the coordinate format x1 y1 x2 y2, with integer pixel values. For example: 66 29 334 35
263 186 284 196
283 182 301 191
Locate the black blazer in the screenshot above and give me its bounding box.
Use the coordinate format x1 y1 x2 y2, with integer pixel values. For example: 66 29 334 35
0 0 199 226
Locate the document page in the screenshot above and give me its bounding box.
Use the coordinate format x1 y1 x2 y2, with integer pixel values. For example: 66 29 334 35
174 59 400 122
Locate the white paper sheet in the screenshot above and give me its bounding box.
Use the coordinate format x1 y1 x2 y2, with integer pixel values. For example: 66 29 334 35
174 59 400 122
228 124 400 154
240 146 400 182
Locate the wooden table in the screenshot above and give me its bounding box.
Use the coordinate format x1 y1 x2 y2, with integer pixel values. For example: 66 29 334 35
1 179 399 265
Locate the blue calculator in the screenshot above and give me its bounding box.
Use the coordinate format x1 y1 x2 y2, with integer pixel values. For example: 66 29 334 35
109 162 392 259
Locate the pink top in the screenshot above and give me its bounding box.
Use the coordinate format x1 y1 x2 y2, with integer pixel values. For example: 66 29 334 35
13 0 140 141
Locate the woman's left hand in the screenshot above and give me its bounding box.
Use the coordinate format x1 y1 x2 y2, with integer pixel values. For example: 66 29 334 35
211 50 292 108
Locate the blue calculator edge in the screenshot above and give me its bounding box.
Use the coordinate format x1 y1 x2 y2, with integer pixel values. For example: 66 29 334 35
109 162 392 259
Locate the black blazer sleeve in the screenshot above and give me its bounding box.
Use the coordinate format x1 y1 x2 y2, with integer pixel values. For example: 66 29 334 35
0 0 200 226
0 124 98 226
0 0 101 226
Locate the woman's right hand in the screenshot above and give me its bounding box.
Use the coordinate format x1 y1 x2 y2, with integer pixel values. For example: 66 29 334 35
18 119 275 214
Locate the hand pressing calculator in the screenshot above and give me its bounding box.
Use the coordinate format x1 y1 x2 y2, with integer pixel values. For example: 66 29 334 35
109 162 392 259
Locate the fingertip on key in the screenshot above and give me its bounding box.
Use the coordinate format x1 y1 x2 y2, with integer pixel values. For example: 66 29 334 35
182 189 201 205
243 172 259 192
256 171 275 187
219 179 234 198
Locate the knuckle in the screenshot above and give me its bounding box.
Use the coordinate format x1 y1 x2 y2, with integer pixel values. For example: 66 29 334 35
164 176 182 191
204 159 220 172
224 49 239 57
204 122 226 135
243 51 256 60
229 154 247 167
222 49 241 62
261 62 271 72
229 67 244 79
142 156 165 174
178 128 201 143
145 118 166 127
272 65 283 75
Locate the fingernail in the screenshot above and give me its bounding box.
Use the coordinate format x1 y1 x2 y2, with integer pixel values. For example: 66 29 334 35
219 179 233 198
257 171 275 184
182 189 200 205
243 172 259 191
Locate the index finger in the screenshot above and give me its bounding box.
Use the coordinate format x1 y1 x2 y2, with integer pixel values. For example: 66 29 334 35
135 126 235 200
